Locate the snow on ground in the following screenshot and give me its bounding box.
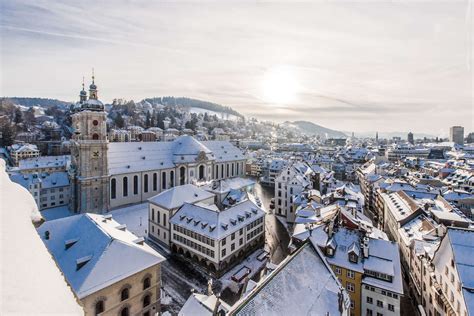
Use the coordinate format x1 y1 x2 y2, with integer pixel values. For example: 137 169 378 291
41 205 73 221
110 202 149 237
189 107 240 121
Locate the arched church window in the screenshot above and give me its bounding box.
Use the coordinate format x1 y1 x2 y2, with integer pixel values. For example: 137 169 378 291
92 133 99 140
111 178 116 199
180 167 186 185
95 300 104 315
133 175 138 195
144 174 148 193
232 163 234 176
170 170 174 187
153 173 157 191
123 177 128 197
162 172 166 190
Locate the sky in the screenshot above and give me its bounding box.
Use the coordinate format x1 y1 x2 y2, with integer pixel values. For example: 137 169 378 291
1 0 472 135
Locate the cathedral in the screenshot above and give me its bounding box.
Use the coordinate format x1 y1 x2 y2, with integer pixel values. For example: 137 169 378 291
69 76 247 214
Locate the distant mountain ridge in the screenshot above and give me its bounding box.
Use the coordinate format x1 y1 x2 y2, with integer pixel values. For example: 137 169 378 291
2 97 71 109
143 96 244 118
283 121 347 138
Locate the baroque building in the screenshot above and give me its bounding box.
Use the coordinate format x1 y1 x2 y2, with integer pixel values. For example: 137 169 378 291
69 75 246 213
70 76 110 213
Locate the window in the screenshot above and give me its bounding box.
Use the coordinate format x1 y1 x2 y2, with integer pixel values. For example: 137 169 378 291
162 172 166 190
143 277 151 290
151 209 155 221
367 296 373 304
163 213 166 225
143 294 151 307
123 177 128 197
199 165 205 180
144 174 148 193
231 233 235 240
347 270 355 279
335 267 341 275
232 163 234 176
231 243 235 251
153 173 157 191
388 304 394 312
222 238 227 246
170 170 174 187
110 178 117 199
180 167 186 185
92 133 99 140
120 307 129 316
377 300 383 308
133 175 138 195
121 288 129 301
367 309 373 316
239 238 243 246
350 299 355 309
93 120 99 126
346 282 355 292
377 313 383 316
95 300 104 315
222 249 226 257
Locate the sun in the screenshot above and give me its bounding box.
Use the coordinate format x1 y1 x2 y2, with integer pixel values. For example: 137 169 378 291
261 66 299 105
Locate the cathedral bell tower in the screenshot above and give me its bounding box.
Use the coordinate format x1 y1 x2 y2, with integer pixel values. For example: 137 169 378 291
69 72 109 214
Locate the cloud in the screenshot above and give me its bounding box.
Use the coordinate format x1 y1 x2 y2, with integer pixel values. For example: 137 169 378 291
0 0 472 133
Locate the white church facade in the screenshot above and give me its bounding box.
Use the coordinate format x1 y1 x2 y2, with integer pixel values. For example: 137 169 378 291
69 77 246 213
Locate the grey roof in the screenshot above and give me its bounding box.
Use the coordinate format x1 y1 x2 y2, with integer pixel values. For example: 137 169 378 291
448 228 474 300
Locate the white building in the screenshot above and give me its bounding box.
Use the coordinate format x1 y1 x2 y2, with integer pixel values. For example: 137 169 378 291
148 184 215 247
274 162 314 222
428 227 474 316
170 200 265 274
10 171 70 210
17 155 70 174
9 143 40 165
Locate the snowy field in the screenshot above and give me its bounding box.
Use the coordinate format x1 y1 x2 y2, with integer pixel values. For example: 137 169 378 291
189 107 240 121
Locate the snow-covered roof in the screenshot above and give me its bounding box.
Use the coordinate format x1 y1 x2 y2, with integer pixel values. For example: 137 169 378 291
37 213 165 299
201 177 255 195
232 243 349 315
107 136 244 175
10 171 69 189
148 184 214 210
170 200 265 240
10 143 39 153
362 238 404 294
18 155 70 170
0 160 82 314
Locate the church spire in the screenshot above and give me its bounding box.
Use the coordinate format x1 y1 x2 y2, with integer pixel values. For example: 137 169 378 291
79 76 87 103
89 68 98 100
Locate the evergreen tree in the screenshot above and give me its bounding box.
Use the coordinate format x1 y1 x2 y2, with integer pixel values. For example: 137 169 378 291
0 123 15 146
114 113 125 128
145 111 151 128
13 108 23 125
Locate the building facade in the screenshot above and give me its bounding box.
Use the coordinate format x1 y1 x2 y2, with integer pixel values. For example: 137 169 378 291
449 126 464 145
68 78 246 214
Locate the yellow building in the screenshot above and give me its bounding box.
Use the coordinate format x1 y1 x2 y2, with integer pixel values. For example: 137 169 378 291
330 264 363 316
37 213 166 316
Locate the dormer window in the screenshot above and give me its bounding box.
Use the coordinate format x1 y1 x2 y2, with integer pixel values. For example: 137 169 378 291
349 252 358 263
326 248 334 257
